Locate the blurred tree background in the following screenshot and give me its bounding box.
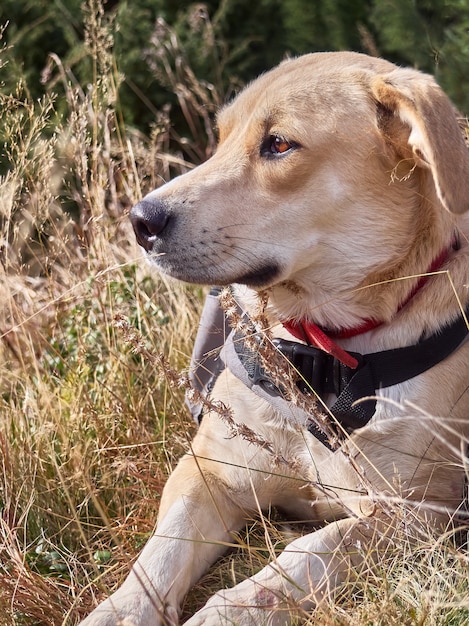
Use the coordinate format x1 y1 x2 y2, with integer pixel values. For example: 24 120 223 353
1 0 469 139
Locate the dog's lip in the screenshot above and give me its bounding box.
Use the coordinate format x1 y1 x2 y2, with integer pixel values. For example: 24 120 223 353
234 263 281 288
145 252 281 289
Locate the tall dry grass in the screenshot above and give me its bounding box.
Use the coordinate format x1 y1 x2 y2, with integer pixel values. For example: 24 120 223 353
0 3 203 623
0 2 468 625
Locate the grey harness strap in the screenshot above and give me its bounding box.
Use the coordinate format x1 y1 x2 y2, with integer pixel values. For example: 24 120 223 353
220 330 329 433
186 288 321 436
186 287 231 422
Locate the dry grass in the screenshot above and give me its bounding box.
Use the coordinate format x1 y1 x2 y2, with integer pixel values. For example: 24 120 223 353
179 505 469 626
0 2 468 625
0 5 201 623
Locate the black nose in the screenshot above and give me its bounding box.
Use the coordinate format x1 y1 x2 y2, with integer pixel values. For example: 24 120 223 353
129 199 170 252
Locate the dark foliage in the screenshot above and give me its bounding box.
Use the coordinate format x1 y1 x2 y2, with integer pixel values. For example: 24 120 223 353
1 0 468 140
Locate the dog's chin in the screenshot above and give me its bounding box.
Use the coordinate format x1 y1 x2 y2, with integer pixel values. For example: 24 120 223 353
149 255 281 289
234 264 281 288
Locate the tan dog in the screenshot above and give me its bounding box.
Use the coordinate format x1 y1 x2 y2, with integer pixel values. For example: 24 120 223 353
81 52 469 626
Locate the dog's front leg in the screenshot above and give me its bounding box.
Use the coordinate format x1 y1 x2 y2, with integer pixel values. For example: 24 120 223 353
183 516 389 626
80 454 248 626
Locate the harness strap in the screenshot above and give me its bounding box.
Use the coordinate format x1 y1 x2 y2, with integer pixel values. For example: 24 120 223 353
331 307 469 428
186 287 469 450
186 286 229 422
231 306 469 447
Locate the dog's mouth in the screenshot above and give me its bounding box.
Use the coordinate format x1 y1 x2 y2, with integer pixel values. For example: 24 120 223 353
130 199 285 289
148 252 281 289
233 264 281 288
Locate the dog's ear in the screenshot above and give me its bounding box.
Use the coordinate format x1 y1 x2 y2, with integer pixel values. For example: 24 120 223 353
372 69 469 214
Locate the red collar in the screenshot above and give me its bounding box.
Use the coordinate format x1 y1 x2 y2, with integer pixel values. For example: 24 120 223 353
283 244 452 370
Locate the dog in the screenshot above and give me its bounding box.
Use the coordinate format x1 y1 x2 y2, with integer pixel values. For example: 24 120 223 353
81 51 469 625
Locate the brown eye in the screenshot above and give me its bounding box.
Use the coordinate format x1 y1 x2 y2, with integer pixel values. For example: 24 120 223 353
272 137 292 153
262 135 299 157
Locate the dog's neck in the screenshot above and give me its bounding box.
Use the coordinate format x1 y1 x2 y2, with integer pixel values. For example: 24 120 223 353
238 225 459 342
328 239 454 337
278 240 455 367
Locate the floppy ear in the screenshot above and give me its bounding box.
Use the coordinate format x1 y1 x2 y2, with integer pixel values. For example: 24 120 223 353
371 69 469 214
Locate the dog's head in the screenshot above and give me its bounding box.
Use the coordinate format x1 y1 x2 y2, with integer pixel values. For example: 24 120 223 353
130 52 469 324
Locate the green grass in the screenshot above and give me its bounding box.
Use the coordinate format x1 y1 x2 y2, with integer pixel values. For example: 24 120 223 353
0 3 468 624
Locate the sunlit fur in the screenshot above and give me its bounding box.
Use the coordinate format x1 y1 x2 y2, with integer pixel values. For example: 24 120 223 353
82 52 469 626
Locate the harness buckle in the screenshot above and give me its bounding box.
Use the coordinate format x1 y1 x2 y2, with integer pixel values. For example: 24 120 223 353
272 338 334 397
236 333 360 400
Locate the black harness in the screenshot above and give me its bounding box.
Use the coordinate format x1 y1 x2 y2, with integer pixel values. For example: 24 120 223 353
187 288 469 450
234 311 469 447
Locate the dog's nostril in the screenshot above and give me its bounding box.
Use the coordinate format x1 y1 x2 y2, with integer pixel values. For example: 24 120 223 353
129 199 170 252
133 219 154 246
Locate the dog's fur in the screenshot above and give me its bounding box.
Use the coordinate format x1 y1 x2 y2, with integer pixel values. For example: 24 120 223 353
81 52 469 625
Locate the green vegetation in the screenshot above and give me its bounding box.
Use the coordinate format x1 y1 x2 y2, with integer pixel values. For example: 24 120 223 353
0 1 468 624
2 0 469 138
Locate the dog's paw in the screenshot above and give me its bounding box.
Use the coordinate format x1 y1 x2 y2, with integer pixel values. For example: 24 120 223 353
183 584 292 626
79 594 178 626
